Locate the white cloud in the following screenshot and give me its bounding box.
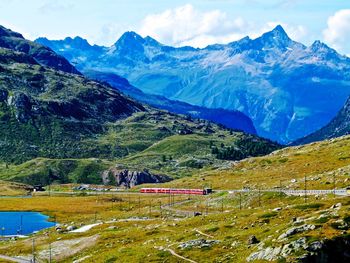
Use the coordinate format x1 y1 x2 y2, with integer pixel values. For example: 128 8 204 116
38 0 74 14
138 4 307 48
323 9 350 55
89 23 129 46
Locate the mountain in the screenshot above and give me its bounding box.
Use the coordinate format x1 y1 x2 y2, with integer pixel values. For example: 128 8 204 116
0 45 144 163
85 70 257 135
35 36 257 134
0 25 80 75
0 25 279 183
294 96 350 144
36 26 350 144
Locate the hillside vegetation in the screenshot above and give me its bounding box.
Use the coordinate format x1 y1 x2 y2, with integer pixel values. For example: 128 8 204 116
0 110 279 184
162 135 350 190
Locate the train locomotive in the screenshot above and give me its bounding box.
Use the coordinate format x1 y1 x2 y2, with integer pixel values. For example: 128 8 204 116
140 188 212 195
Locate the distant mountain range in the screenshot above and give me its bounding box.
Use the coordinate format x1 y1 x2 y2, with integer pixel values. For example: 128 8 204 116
85 70 256 135
0 24 278 173
36 36 257 135
36 25 350 144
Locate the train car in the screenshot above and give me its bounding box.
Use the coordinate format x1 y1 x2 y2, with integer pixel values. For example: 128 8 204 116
140 188 211 195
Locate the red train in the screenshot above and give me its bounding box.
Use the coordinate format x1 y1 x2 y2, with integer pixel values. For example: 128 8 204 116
140 188 212 195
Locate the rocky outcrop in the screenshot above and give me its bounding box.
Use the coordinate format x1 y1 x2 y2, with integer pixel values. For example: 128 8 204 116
8 93 33 123
247 238 308 261
278 224 316 240
102 167 172 188
301 235 350 263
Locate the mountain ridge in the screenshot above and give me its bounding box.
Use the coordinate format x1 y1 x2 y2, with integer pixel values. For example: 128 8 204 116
36 25 350 144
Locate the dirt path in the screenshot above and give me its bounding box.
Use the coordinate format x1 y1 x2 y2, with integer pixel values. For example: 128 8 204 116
0 255 30 263
164 248 198 263
194 229 214 238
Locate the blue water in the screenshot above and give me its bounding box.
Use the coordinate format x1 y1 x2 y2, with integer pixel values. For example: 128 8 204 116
0 212 55 236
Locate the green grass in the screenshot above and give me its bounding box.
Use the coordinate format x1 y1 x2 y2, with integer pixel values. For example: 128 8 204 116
295 203 324 210
0 192 348 262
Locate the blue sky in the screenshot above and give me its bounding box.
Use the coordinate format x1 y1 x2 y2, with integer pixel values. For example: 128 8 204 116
1 0 350 54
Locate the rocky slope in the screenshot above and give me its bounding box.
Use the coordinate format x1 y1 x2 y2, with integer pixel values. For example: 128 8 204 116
102 167 171 188
36 26 350 143
0 25 79 74
295 96 350 145
0 25 145 163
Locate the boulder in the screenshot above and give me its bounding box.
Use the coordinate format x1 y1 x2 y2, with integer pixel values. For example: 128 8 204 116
247 235 260 245
278 224 316 240
66 225 77 231
102 167 172 188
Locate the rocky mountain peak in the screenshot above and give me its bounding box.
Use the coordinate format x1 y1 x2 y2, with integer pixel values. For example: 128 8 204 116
144 35 161 46
255 25 293 49
63 36 92 49
310 40 331 52
115 31 145 47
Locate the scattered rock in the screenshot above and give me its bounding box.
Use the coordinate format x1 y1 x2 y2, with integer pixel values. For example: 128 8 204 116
247 238 308 262
66 225 77 231
247 235 260 245
278 224 316 240
281 238 307 257
178 239 220 249
247 246 282 261
306 241 323 252
231 241 240 248
273 207 282 212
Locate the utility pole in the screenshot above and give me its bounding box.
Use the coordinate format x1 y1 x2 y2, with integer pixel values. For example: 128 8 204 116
239 193 242 210
159 201 162 217
32 238 36 263
48 169 52 197
333 173 336 197
304 174 307 203
138 197 141 214
49 243 52 263
128 196 131 211
279 180 283 199
221 198 224 213
149 200 152 217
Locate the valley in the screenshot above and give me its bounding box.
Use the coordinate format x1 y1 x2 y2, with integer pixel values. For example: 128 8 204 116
0 8 349 262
